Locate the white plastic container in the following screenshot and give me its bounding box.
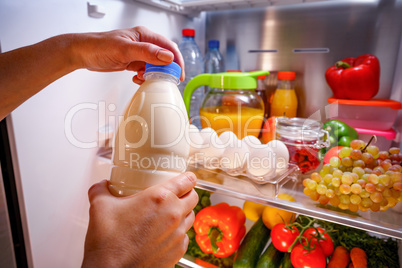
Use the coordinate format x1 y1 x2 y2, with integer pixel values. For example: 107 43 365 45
327 97 401 130
109 62 189 196
354 127 399 151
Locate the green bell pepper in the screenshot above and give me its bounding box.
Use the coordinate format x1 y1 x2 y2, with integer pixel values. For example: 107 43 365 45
322 120 358 153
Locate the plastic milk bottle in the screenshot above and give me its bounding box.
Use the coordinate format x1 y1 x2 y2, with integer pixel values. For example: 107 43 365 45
109 62 190 196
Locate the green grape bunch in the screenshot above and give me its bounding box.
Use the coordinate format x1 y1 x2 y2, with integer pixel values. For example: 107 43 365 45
303 139 402 212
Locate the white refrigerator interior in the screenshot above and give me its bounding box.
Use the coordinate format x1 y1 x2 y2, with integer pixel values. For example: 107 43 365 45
0 0 204 267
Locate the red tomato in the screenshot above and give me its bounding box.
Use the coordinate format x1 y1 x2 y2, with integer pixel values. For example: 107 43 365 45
271 223 300 252
302 227 334 257
323 146 343 165
291 244 326 268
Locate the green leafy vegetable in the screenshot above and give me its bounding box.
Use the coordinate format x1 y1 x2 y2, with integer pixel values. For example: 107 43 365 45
316 219 399 268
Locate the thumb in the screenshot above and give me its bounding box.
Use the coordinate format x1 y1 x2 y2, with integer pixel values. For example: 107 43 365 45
127 42 174 65
88 180 113 203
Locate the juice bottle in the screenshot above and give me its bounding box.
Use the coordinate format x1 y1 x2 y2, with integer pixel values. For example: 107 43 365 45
255 74 269 120
109 62 189 196
270 71 298 117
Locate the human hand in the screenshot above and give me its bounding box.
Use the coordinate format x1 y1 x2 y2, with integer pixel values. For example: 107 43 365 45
82 172 198 268
72 26 185 84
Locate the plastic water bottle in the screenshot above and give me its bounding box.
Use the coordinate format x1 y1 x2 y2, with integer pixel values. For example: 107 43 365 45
178 28 204 129
204 40 225 74
109 62 190 196
204 40 225 97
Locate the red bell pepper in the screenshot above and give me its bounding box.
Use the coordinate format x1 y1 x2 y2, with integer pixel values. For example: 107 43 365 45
193 202 246 258
325 54 380 100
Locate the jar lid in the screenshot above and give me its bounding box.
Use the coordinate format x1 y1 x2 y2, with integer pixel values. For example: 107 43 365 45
328 97 402 110
207 70 270 90
144 62 181 80
276 117 324 141
250 70 267 80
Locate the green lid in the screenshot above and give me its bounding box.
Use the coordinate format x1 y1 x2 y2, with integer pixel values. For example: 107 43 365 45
183 70 269 116
207 70 269 89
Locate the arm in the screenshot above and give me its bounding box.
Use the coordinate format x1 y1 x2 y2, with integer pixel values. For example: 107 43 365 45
82 172 198 268
0 26 184 120
0 26 195 267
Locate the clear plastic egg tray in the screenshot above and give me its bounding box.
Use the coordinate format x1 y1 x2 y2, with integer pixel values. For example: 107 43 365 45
188 155 299 183
188 127 299 186
187 162 300 197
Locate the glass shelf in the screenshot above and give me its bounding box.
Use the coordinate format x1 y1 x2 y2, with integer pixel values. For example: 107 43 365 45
133 0 336 15
190 165 402 240
187 163 300 197
97 150 402 239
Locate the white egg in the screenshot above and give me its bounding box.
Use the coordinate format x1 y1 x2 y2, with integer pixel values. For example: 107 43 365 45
199 127 215 144
198 128 224 168
219 131 238 148
189 124 200 132
220 140 249 172
188 132 204 156
185 124 202 157
267 140 289 170
246 144 276 178
242 135 262 151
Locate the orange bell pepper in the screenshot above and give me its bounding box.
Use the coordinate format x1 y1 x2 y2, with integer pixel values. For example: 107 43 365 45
193 202 246 258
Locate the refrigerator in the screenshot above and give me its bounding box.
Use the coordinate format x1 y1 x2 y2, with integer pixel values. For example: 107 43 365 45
0 0 401 267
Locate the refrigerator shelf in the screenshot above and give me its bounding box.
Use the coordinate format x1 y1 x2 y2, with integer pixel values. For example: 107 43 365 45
99 151 402 240
188 163 300 197
133 0 337 15
192 165 402 240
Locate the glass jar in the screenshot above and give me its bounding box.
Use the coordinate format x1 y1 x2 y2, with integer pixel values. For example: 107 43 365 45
199 87 264 139
183 71 268 139
275 117 330 174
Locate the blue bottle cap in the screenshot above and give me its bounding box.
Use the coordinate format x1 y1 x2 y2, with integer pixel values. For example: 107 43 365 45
208 40 219 49
145 62 181 80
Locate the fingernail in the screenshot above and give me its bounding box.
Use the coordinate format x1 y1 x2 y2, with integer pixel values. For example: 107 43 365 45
157 50 173 62
184 172 197 183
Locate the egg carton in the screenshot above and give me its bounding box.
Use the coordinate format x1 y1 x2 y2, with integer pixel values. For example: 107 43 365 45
188 158 299 184
188 126 299 184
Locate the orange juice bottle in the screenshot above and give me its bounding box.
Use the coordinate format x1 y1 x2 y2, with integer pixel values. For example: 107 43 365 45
270 71 298 117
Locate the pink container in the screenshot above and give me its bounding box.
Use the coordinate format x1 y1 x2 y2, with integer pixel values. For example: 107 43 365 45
327 98 401 130
354 127 399 151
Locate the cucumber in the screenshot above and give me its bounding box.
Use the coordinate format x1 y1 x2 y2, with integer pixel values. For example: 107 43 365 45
233 217 271 268
280 253 293 268
256 242 284 268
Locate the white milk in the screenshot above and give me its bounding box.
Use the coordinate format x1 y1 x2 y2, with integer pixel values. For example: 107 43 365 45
109 63 190 196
